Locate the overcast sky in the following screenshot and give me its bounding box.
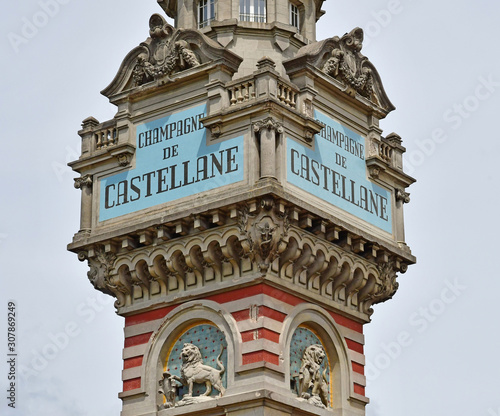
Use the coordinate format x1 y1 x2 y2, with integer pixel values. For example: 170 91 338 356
1 1 499 415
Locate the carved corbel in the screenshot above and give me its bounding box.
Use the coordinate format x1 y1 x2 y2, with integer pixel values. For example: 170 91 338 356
106 267 133 308
116 153 131 167
210 123 222 139
253 118 283 179
305 129 314 143
362 260 398 315
86 246 116 298
368 166 380 179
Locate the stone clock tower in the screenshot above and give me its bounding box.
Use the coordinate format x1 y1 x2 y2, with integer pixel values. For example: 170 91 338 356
69 1 415 415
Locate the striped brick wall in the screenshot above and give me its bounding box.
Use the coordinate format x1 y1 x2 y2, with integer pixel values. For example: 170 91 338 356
121 283 366 398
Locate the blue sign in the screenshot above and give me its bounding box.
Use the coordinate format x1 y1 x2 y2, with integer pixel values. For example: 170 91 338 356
287 111 392 233
99 104 244 221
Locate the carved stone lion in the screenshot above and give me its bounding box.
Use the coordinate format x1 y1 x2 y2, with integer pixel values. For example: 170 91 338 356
174 343 226 397
298 344 329 408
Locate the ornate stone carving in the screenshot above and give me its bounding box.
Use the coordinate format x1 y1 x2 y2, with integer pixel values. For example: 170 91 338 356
322 28 376 102
87 246 116 297
253 117 284 135
368 166 380 179
159 343 226 408
395 188 411 203
74 174 92 189
303 99 314 118
210 123 222 139
373 261 398 304
133 14 200 86
116 153 131 167
238 197 289 273
297 344 329 409
158 372 177 409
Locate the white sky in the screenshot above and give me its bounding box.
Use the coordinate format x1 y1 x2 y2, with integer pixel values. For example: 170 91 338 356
1 1 499 415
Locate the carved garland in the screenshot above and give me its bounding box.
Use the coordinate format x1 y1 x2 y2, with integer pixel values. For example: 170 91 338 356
321 28 377 103
133 14 200 86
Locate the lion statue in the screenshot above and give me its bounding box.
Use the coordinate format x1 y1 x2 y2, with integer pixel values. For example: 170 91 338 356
298 344 329 408
173 343 226 398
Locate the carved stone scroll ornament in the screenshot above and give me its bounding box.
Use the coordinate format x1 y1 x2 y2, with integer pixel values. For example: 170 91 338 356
297 344 330 409
322 28 378 104
238 197 289 274
362 260 399 315
86 246 116 298
158 343 225 409
74 174 92 189
396 188 411 204
133 14 200 86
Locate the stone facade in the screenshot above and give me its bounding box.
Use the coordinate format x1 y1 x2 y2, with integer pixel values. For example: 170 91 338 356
69 1 415 415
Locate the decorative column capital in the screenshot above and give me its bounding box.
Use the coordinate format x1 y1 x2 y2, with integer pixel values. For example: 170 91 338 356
74 174 93 190
395 188 410 203
253 117 284 135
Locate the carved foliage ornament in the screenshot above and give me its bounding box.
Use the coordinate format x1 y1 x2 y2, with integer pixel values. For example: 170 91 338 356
74 174 92 189
374 260 399 303
87 246 116 297
322 28 378 104
396 188 411 203
133 14 200 86
238 197 289 274
253 117 284 135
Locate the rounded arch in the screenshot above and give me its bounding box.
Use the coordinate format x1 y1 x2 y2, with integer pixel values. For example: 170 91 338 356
280 303 354 411
139 300 242 411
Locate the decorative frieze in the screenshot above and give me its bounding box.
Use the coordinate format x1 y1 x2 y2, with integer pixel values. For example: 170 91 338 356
81 197 408 316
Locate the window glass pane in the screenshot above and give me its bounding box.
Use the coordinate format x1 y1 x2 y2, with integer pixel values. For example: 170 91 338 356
199 0 215 28
240 0 266 22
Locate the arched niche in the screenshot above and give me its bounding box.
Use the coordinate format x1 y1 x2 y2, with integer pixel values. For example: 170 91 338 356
140 300 241 412
281 304 354 412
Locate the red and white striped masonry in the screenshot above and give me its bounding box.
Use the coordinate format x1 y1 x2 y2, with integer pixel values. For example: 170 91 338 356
121 283 366 397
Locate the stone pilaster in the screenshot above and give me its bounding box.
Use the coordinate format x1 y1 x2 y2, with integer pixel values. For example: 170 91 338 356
74 174 93 234
253 117 283 180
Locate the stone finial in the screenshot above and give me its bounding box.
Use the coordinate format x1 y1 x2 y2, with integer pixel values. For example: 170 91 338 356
81 117 99 130
256 56 277 71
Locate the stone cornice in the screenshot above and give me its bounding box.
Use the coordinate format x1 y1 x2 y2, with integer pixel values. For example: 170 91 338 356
68 143 136 174
72 195 413 319
69 182 414 262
